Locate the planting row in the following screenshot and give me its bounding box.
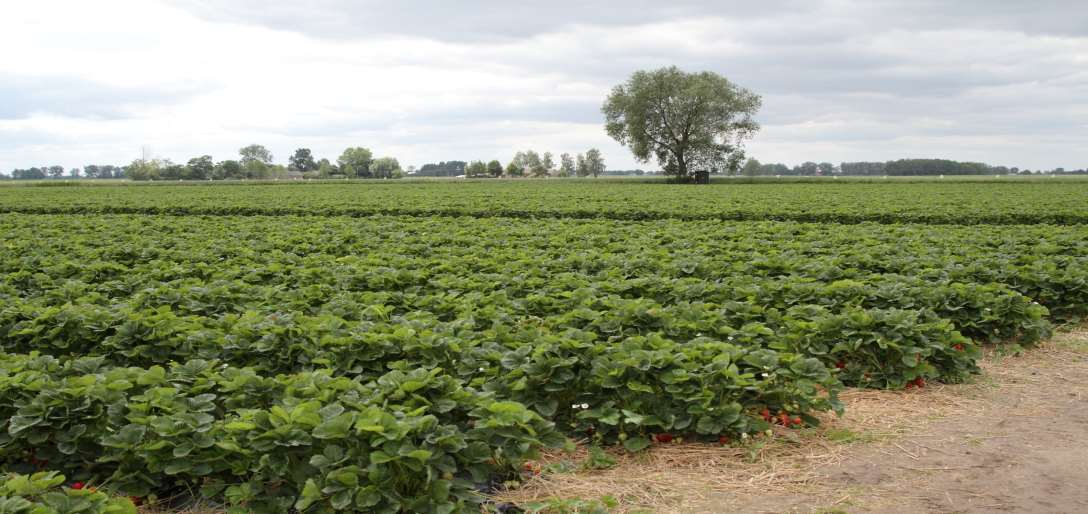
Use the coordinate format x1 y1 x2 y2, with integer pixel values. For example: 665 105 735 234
0 353 564 512
2 180 1088 224
2 213 1086 511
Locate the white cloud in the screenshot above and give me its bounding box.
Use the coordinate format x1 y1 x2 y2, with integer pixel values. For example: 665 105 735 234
1 0 1087 172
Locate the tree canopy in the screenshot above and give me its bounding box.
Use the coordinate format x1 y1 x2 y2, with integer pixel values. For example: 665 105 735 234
338 147 373 178
603 66 761 182
289 148 317 172
239 144 273 165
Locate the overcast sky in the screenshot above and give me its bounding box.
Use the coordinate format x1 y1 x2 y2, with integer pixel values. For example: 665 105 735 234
2 0 1086 172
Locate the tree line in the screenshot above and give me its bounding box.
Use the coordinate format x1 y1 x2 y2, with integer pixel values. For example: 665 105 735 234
2 146 609 181
414 149 606 178
125 145 405 181
738 158 1085 176
5 165 125 180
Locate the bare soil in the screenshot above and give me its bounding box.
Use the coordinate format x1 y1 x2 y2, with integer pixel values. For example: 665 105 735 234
500 327 1088 514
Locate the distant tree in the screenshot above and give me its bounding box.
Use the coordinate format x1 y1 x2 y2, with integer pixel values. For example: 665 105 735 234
126 159 162 181
68 167 81 178
289 148 317 172
512 150 547 177
505 161 524 177
487 160 504 178
417 161 466 177
213 160 241 180
466 160 488 178
48 165 64 178
239 144 274 165
186 155 214 180
371 157 402 179
575 153 589 177
103 165 123 179
317 159 337 177
542 152 556 176
603 66 761 182
795 162 819 175
83 165 100 179
12 168 46 180
742 158 762 177
243 159 269 179
817 162 835 175
584 148 605 178
559 153 575 178
160 162 185 180
338 147 373 178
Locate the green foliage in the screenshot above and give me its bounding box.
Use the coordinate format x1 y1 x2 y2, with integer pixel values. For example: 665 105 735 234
289 148 317 172
3 181 1088 225
603 66 761 180
337 148 373 178
0 472 136 514
521 495 619 514
0 179 1086 512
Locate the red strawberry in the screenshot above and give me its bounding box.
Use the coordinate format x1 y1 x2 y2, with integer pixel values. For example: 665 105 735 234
72 482 84 490
718 435 731 445
655 433 673 443
792 417 803 426
835 361 846 369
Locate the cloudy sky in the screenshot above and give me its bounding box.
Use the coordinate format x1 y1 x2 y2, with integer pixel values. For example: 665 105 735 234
2 0 1086 172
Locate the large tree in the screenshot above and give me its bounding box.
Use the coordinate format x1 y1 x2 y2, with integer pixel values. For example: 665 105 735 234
371 157 402 179
558 153 575 177
603 66 761 182
289 148 317 172
584 148 605 178
187 155 214 180
338 147 373 178
239 144 273 165
466 160 488 178
487 160 504 178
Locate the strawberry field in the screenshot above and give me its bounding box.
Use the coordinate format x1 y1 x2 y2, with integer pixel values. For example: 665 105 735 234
2 179 1088 224
1 180 1087 513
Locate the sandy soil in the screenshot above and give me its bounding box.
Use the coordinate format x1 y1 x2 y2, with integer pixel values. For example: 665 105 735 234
501 327 1088 514
714 328 1088 514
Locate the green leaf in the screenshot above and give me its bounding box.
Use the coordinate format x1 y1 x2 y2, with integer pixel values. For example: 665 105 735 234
313 413 354 439
622 436 651 452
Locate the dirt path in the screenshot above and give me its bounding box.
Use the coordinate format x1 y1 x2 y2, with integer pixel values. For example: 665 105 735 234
500 328 1088 514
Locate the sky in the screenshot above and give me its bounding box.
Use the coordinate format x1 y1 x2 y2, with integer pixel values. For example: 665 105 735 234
1 0 1086 172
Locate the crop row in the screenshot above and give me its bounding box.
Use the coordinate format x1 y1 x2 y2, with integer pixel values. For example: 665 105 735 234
2 213 1086 511
2 181 1088 224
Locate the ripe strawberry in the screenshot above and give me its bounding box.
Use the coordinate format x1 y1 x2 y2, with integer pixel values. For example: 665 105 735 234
655 433 673 443
760 408 771 420
792 417 802 426
72 482 85 490
835 361 846 369
718 435 731 445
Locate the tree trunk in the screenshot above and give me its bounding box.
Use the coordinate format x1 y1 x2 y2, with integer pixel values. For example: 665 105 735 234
676 153 689 184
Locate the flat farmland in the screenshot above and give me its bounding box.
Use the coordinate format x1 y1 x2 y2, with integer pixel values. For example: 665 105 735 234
1 180 1086 513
